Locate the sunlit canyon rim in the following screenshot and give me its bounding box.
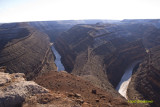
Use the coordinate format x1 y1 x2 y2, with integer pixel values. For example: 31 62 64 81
0 19 160 107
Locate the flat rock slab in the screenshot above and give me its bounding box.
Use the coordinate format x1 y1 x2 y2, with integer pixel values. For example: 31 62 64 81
0 72 49 107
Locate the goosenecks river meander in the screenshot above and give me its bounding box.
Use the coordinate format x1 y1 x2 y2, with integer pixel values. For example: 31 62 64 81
52 44 140 99
116 61 141 99
51 46 65 71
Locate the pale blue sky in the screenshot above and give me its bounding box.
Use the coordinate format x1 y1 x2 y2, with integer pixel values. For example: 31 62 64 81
0 0 160 23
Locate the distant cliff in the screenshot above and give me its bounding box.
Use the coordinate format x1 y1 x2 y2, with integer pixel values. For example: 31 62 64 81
126 20 160 107
128 46 160 107
54 21 160 107
0 23 57 80
29 20 118 42
29 21 73 42
55 23 152 90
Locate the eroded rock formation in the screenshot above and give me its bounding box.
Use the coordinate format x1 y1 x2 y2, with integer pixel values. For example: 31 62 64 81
128 46 160 107
0 23 57 80
0 70 49 107
1 20 160 107
55 23 150 90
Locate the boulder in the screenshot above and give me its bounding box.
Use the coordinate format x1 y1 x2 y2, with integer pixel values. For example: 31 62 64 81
0 72 49 107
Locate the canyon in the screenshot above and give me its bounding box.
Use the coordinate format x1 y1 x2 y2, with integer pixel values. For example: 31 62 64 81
116 60 141 99
0 23 57 80
54 20 160 107
0 19 160 107
51 45 65 71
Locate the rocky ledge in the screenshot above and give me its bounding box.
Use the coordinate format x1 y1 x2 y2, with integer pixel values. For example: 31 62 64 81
0 69 85 107
0 68 132 107
0 70 49 107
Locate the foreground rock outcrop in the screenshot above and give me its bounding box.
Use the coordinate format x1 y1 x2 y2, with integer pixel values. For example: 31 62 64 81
0 68 132 107
0 69 86 107
0 70 49 107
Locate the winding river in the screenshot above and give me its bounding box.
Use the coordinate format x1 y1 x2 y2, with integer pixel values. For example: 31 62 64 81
116 61 140 99
51 43 140 98
51 45 65 71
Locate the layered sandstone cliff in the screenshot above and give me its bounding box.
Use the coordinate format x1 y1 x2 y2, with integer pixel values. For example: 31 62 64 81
0 23 57 80
55 23 151 91
1 20 160 107
127 46 160 107
126 20 160 107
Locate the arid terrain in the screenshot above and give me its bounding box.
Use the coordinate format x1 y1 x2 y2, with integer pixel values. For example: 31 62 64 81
0 19 160 107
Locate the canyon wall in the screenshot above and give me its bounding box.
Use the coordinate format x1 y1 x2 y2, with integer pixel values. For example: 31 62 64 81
1 20 160 106
0 23 57 80
55 23 154 91
127 20 160 107
54 21 160 107
128 43 160 107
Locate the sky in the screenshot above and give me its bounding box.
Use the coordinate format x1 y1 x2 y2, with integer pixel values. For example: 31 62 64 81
0 0 160 23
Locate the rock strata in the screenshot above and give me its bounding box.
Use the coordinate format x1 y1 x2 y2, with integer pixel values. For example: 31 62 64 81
128 46 160 107
0 23 57 80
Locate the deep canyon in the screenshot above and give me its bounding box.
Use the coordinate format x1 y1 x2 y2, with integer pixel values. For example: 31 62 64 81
0 19 160 107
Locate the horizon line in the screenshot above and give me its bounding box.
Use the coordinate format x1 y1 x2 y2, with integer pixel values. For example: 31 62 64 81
1 18 160 24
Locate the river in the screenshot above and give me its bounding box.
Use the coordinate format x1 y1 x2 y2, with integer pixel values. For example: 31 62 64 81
116 61 140 99
51 46 65 71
